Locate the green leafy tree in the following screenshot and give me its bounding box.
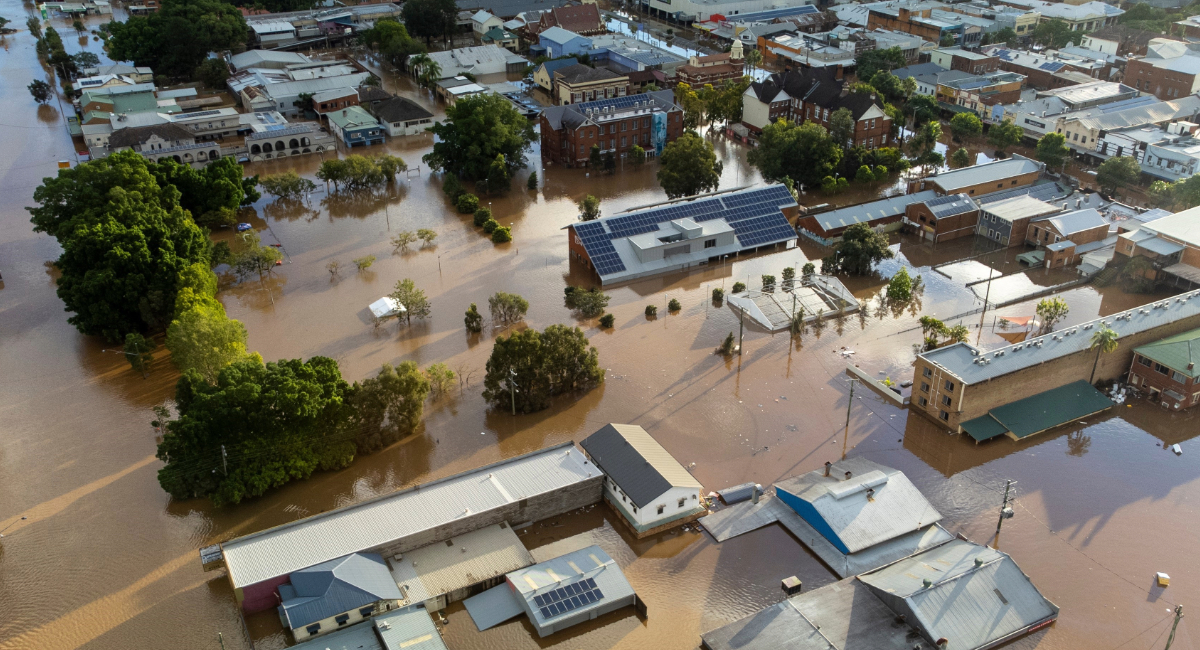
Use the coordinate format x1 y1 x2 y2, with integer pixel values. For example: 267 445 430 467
717 332 735 356
417 228 437 246
869 71 905 102
802 262 815 276
1032 18 1081 49
1088 325 1119 384
151 157 256 223
908 120 942 158
375 154 406 183
350 361 430 453
566 287 610 317
105 0 249 78
949 112 983 140
822 223 895 275
27 16 42 39
1096 156 1141 195
578 194 601 221
940 33 957 47
748 120 841 187
886 267 915 302
72 51 100 69
473 207 492 227
491 226 512 243
1035 132 1070 171
390 279 431 323
855 165 875 183
992 27 1018 45
900 76 918 99
157 356 355 506
855 46 907 81
1036 297 1069 334
124 333 157 378
950 147 972 169
358 19 425 66
904 94 940 128
482 218 499 234
485 153 510 193
354 255 376 272
457 193 480 213
232 231 282 279
527 171 538 190
645 304 658 317
712 287 724 302
464 303 483 332
603 151 616 174
987 117 1024 155
166 301 249 383
828 107 855 150
401 0 458 46
424 93 536 182
482 325 603 413
488 291 529 324
732 281 746 293
668 298 682 311
599 313 615 328
391 231 418 252
28 79 52 104
629 144 647 166
1149 176 1200 210
194 57 229 87
744 48 763 73
425 362 456 396
259 171 316 201
590 143 603 170
657 132 722 198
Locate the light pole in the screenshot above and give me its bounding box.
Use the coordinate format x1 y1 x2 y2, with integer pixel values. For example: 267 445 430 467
993 479 1016 547
0 516 28 539
842 379 856 460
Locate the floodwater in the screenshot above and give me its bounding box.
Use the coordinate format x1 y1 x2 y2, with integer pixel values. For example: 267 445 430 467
3 7 1200 650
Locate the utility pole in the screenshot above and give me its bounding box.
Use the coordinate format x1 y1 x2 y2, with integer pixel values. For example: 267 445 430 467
1164 605 1184 650
994 479 1016 546
508 368 518 416
217 632 226 650
842 379 857 460
977 266 995 345
738 302 745 355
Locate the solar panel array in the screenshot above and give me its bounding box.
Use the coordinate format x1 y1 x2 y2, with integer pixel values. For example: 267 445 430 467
534 577 603 620
1039 61 1066 72
575 185 798 278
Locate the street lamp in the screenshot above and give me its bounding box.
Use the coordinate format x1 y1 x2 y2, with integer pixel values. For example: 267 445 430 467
0 516 28 539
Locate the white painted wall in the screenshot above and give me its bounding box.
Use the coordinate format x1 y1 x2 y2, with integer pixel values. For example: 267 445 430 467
602 479 701 529
742 88 771 130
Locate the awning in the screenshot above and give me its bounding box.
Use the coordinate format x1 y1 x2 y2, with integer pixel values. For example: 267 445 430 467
463 583 523 632
961 414 1008 442
1162 263 1200 285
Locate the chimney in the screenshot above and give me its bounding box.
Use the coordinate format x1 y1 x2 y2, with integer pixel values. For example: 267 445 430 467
835 64 844 80
844 470 852 481
342 109 347 117
866 487 875 500
824 461 832 477
1077 198 1082 208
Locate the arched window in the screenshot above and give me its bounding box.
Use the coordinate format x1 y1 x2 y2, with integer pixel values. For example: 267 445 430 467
301 137 310 146
276 141 285 151
289 138 299 148
211 150 219 160
251 144 261 154
263 143 273 152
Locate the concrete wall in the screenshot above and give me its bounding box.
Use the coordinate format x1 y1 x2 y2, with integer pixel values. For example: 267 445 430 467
911 310 1200 431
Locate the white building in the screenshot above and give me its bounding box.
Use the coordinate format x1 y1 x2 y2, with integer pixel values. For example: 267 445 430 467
580 424 705 537
369 97 435 137
426 45 530 79
471 10 504 36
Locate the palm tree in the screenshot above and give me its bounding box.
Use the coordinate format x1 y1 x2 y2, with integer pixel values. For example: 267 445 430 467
408 54 439 89
1088 325 1119 384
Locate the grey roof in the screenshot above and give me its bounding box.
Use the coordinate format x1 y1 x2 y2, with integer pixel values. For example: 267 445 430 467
508 545 636 629
1142 204 1200 247
280 553 402 629
554 63 622 84
1043 208 1107 236
1074 96 1200 133
1139 236 1186 256
219 443 598 589
581 423 701 508
774 458 942 554
288 606 448 650
810 190 938 232
859 539 1060 650
1045 240 1074 251
976 180 1068 206
925 193 978 218
464 582 526 631
541 90 678 131
927 156 1043 192
108 122 194 148
246 122 320 141
372 97 434 123
387 523 533 605
919 287 1200 385
538 25 585 45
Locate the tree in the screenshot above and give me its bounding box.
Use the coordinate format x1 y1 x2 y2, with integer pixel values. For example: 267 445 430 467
908 120 942 158
354 255 375 272
629 144 647 166
578 194 601 221
993 27 1018 45
900 76 918 100
375 154 406 183
105 0 249 78
390 231 418 252
590 143 603 170
166 301 249 383
157 356 355 506
425 363 456 396
1149 176 1200 211
855 46 907 81
645 304 658 317
417 229 437 246
233 231 282 279
566 287 610 317
869 71 905 102
904 95 940 128
407 53 441 89
599 313 615 328
886 267 915 302
27 16 42 39
1088 324 1119 384
390 279 431 323
828 108 855 150
193 57 229 87
488 291 529 324
27 151 213 340
464 303 483 332
658 132 722 198
802 262 816 276
492 226 513 243
1036 296 1069 334
424 93 537 182
940 33 957 47
602 151 616 174
950 147 972 169
485 153 510 193
350 362 430 454
855 165 875 183
717 332 735 356
358 19 425 66
457 193 480 213
151 157 258 221
482 325 603 413
1096 156 1141 195
259 171 316 201
402 0 457 46
28 79 52 104
668 298 682 311
749 119 841 187
1035 132 1070 171
527 171 538 190
949 112 983 141
987 117 1024 156
1032 18 1081 49
473 207 492 227
744 48 763 73
124 333 157 378
72 51 100 69
822 223 894 275
326 260 341 279
482 218 499 234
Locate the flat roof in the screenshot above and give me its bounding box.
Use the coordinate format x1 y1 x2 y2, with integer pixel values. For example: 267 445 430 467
980 195 1061 223
219 443 598 589
962 380 1114 441
936 47 992 61
928 156 1043 192
388 523 533 605
919 288 1200 385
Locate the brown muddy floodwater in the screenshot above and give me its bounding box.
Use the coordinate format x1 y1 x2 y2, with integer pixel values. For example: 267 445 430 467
3 10 1200 650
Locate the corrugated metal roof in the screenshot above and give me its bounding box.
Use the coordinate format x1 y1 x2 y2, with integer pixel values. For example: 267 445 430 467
1143 205 1200 248
813 190 938 232
388 523 533 605
374 606 447 650
581 424 700 508
463 583 525 631
860 539 1059 650
774 458 942 554
928 157 1043 192
926 193 977 219
508 545 636 629
281 553 402 630
287 617 380 650
919 287 1200 385
1134 326 1200 378
987 380 1114 439
220 443 598 589
981 195 1061 224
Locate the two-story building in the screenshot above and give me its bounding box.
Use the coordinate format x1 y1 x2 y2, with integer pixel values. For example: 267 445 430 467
908 155 1044 197
538 26 593 59
1125 40 1200 101
311 87 360 115
1026 208 1111 267
541 91 683 167
1129 327 1200 410
931 47 1000 74
741 68 892 147
369 96 434 137
107 123 221 165
675 42 745 87
936 71 1025 118
326 106 385 147
1115 208 1200 288
553 64 630 105
277 552 403 642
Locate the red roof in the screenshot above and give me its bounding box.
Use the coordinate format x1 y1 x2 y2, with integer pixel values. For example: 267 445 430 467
535 4 603 35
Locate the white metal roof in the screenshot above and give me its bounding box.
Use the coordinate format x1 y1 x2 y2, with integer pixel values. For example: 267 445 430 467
220 443 598 589
1143 205 1200 247
389 523 533 605
369 297 405 319
928 157 1043 193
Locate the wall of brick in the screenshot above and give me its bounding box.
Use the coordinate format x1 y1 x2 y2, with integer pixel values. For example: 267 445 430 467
1127 58 1199 100
906 203 980 242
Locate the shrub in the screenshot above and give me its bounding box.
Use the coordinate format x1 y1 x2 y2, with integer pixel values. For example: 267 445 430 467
473 207 492 227
668 298 681 312
482 218 499 233
717 331 735 356
732 281 746 293
645 304 658 317
599 313 615 328
873 165 888 179
886 267 914 302
443 174 464 200
464 303 482 332
527 171 538 190
353 255 376 271
802 262 816 276
491 226 512 243
712 287 724 302
456 193 480 214
567 287 609 316
761 274 776 291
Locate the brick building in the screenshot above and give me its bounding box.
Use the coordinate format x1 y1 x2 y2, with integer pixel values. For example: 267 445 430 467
528 3 604 37
1027 208 1111 268
936 71 1024 118
311 88 359 115
903 193 980 242
742 69 893 148
907 155 1043 196
867 5 957 45
931 47 999 74
540 91 683 168
676 42 746 87
1115 207 1200 288
1129 327 1200 410
553 64 630 105
911 289 1200 431
1124 40 1200 101
984 46 1109 90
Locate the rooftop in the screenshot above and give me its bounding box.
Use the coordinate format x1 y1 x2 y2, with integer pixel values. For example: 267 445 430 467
279 553 402 630
1143 205 1200 247
509 545 636 631
580 423 701 508
809 190 938 233
1135 326 1200 377
927 156 1043 192
919 288 1200 385
327 105 380 129
287 606 448 650
388 523 533 605
961 380 1115 441
218 443 598 589
935 46 993 61
925 193 978 218
1043 208 1107 236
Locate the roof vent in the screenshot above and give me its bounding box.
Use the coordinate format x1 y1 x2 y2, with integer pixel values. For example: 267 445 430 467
974 557 984 567
923 578 933 588
844 470 853 481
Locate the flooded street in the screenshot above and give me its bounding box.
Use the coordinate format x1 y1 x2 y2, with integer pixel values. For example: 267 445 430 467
3 7 1200 650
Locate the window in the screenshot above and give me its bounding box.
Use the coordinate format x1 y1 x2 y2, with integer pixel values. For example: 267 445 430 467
359 606 374 617
1137 355 1152 367
944 379 955 391
1172 371 1188 384
941 395 952 406
643 118 649 128
678 498 686 508
657 505 665 515
610 138 615 149
621 136 627 146
939 410 950 421
922 367 932 377
335 614 350 626
306 624 321 635
918 396 928 406
704 238 716 248
622 121 628 131
1155 362 1170 375
920 382 930 393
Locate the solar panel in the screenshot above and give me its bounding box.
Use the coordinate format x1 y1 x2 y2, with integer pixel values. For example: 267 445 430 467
535 577 605 620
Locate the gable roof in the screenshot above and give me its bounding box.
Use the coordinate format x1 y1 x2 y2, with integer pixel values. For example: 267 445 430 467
774 458 942 554
279 553 403 629
748 67 842 105
1135 326 1200 377
357 85 393 103
539 25 586 45
829 91 884 120
537 57 580 76
372 96 434 123
1042 208 1107 236
554 63 623 84
927 156 1043 192
541 89 678 131
581 424 701 508
539 3 602 33
109 123 194 149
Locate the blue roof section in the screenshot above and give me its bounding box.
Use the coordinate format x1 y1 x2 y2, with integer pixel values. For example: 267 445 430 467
280 553 402 630
539 25 588 46
1038 61 1066 72
537 57 580 75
